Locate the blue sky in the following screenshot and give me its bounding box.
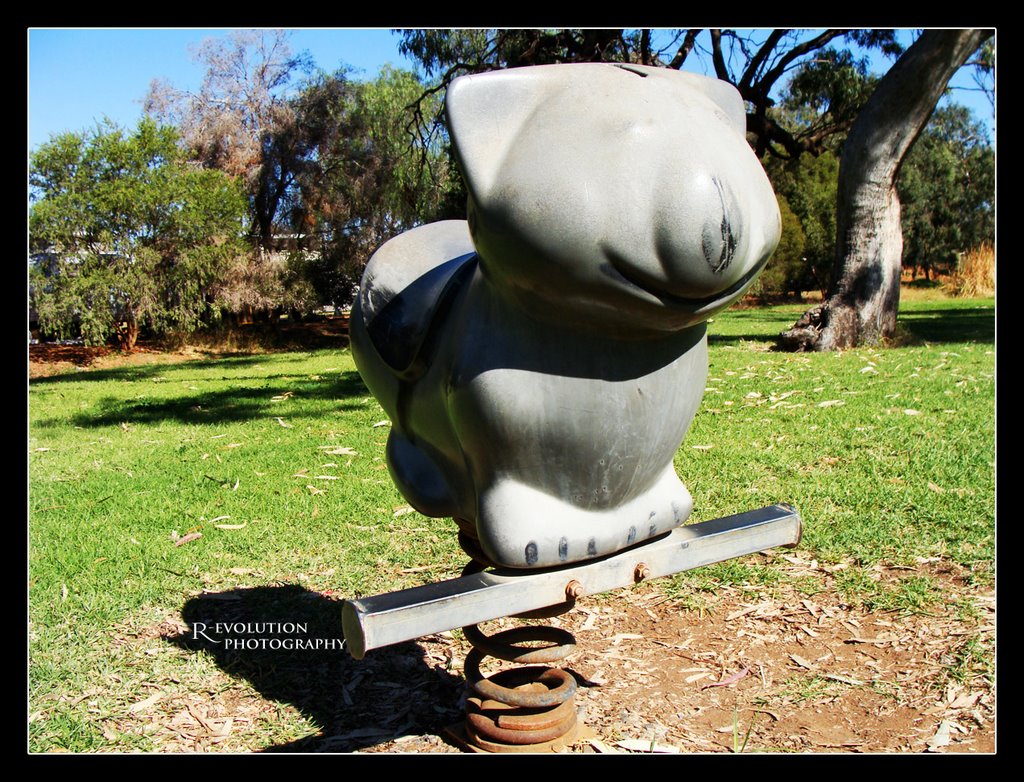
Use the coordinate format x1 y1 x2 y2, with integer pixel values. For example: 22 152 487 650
28 28 417 151
28 28 994 154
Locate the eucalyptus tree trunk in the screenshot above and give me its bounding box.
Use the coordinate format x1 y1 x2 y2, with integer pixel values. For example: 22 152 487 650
779 29 991 351
116 310 141 352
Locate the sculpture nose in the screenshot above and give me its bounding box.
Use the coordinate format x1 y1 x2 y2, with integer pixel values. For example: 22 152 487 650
607 170 777 305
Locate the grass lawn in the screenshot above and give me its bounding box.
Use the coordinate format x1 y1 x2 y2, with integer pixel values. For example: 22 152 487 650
27 295 994 752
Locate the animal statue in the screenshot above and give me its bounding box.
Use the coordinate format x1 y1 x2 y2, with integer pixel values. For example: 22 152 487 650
350 63 781 570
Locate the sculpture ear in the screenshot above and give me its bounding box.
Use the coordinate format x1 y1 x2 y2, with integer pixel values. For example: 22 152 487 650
617 64 748 137
445 69 551 202
687 76 748 137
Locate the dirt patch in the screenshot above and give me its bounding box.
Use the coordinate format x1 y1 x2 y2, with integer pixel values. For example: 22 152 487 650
356 556 994 755
86 556 993 754
28 317 351 380
28 342 214 379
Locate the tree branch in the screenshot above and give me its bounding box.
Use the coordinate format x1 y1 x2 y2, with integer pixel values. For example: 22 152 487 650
667 29 701 69
754 29 849 97
640 29 652 65
709 29 732 82
738 29 788 91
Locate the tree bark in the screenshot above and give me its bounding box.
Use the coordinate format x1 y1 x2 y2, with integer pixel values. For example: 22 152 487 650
779 29 991 351
117 311 140 352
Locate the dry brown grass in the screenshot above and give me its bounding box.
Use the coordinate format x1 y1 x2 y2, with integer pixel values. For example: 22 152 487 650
945 244 995 298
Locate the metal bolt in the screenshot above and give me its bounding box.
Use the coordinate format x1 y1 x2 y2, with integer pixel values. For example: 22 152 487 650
565 580 585 600
634 563 651 582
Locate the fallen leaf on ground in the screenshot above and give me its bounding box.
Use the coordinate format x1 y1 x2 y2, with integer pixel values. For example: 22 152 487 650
704 668 750 688
129 693 163 714
818 400 845 408
610 633 644 645
320 446 357 455
726 605 759 621
903 409 922 416
214 523 247 530
210 717 233 738
616 739 680 754
789 654 814 669
845 636 895 645
948 692 982 710
926 720 952 751
275 417 293 428
174 532 202 547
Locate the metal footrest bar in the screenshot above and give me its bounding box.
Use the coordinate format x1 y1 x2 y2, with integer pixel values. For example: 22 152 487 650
342 504 801 659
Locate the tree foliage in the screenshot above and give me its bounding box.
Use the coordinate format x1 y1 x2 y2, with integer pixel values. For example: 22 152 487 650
145 31 457 315
752 194 807 298
778 48 879 157
285 65 460 309
30 118 247 349
898 104 994 279
764 150 840 296
144 30 314 249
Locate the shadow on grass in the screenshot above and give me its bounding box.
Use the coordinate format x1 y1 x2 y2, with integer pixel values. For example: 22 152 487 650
164 584 465 752
707 309 804 346
711 303 995 349
33 370 371 429
897 305 995 344
708 333 779 345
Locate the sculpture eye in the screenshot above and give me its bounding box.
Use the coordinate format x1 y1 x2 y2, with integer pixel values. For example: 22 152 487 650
701 176 739 275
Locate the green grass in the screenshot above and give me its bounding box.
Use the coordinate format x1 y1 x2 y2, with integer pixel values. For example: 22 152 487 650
28 296 994 751
683 297 994 572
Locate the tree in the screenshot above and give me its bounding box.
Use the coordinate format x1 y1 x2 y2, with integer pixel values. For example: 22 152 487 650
146 31 458 316
765 150 840 297
30 118 246 350
898 104 994 281
288 66 460 309
144 30 314 250
779 29 992 351
752 194 807 299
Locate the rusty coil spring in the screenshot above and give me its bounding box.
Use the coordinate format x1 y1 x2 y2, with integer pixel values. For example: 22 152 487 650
456 541 580 752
